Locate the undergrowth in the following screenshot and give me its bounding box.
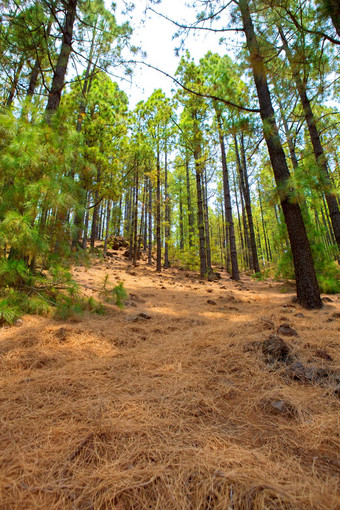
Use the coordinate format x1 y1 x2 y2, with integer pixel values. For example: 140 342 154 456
0 258 103 325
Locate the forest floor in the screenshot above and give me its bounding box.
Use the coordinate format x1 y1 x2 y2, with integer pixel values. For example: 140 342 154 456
0 249 340 509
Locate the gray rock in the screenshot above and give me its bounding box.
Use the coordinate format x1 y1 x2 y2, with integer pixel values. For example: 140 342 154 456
277 323 298 336
262 334 291 364
286 361 306 381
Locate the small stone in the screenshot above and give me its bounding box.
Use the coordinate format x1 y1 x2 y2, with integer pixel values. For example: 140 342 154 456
294 313 305 318
269 400 294 416
277 323 298 336
305 366 331 382
14 319 24 326
286 361 305 381
322 297 333 303
207 299 216 305
125 312 151 322
262 334 291 364
207 289 213 293
291 296 298 303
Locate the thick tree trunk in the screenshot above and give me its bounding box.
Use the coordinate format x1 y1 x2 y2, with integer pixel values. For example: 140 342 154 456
279 26 340 252
239 0 322 309
45 0 78 122
322 0 340 37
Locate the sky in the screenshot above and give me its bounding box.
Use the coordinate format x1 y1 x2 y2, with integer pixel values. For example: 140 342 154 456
116 1 240 107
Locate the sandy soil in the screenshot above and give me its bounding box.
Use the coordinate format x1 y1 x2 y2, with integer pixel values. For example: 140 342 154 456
0 250 339 509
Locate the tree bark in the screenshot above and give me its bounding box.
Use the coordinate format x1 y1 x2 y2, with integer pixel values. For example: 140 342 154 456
45 0 78 122
194 145 207 277
156 148 162 272
164 149 171 268
216 110 239 280
279 26 340 252
239 0 322 309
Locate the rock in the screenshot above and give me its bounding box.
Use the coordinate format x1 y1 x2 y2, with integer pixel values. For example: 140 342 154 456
269 399 295 417
262 334 291 364
207 299 216 305
286 361 306 381
207 272 221 282
294 313 305 318
123 249 130 258
207 289 213 293
305 366 331 383
277 323 298 336
125 312 151 322
14 319 24 326
322 297 333 303
291 296 298 303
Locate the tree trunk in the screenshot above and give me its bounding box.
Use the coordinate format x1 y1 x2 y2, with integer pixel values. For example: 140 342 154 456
133 172 139 266
6 58 24 107
240 133 260 272
194 146 207 277
239 0 322 309
216 111 239 279
279 26 340 252
203 167 213 274
45 0 78 122
164 149 171 268
179 176 184 251
148 178 153 266
103 200 111 257
156 149 162 272
185 153 194 247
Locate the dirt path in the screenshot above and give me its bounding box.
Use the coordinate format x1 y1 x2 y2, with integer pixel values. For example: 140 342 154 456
1 252 340 509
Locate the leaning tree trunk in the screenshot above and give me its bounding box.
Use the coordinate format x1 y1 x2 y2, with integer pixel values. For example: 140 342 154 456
239 0 322 309
45 0 78 122
279 26 340 252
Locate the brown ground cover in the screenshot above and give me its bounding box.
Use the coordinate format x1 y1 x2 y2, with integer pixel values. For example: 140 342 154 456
0 251 339 509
